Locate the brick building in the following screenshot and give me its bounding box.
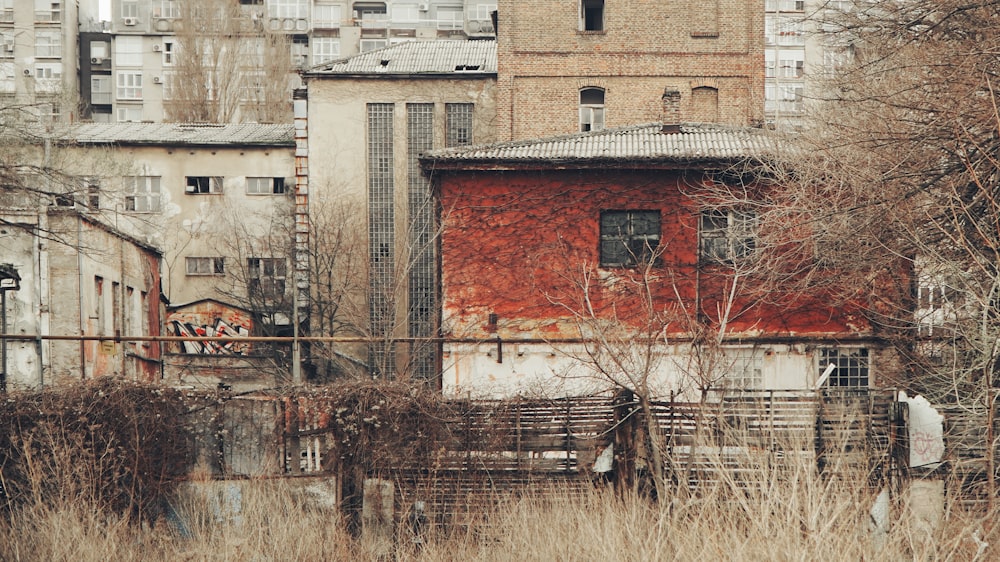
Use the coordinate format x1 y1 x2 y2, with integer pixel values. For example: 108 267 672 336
494 0 764 141
422 123 894 397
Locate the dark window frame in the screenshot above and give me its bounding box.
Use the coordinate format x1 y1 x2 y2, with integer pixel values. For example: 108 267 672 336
599 210 662 268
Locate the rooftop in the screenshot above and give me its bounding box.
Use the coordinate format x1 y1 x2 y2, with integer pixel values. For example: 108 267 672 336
306 39 497 76
57 123 295 147
421 123 778 169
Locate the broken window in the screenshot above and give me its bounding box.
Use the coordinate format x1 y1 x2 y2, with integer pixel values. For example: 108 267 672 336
446 103 474 147
818 347 869 387
580 0 604 31
247 257 286 300
600 210 661 267
186 176 224 194
246 177 286 194
699 208 756 264
579 87 605 132
124 176 161 212
186 257 225 276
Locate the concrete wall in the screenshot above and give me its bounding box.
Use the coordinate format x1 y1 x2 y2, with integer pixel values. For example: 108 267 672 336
495 0 765 140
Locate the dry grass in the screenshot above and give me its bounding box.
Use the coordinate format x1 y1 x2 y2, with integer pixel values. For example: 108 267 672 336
2 471 996 562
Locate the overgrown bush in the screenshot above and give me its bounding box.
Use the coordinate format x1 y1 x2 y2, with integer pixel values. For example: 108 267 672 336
0 379 193 521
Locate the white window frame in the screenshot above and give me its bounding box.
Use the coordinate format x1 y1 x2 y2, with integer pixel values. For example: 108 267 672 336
34 30 61 58
185 176 224 194
91 75 112 104
115 36 143 67
246 177 286 195
268 0 308 19
124 176 161 212
579 87 605 132
116 71 143 100
162 38 176 66
313 2 342 28
121 0 139 19
311 37 340 65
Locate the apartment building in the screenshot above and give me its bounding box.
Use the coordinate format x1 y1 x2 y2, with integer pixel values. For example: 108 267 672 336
80 1 498 123
0 0 80 122
494 0 764 141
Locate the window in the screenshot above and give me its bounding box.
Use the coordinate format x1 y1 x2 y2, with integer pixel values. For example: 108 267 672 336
360 39 387 53
124 176 161 212
121 0 138 18
723 348 763 389
117 106 143 122
153 0 180 18
312 37 340 66
390 3 419 22
700 209 757 263
34 0 60 21
819 348 869 387
91 76 112 104
94 276 105 337
446 103 474 147
780 58 804 78
186 176 223 194
579 87 605 132
0 0 11 22
313 2 342 28
436 5 462 29
115 36 143 67
268 0 308 19
599 210 661 267
82 177 100 209
116 71 143 100
186 257 225 276
162 39 176 66
34 30 61 58
580 0 604 31
247 257 286 300
246 177 286 194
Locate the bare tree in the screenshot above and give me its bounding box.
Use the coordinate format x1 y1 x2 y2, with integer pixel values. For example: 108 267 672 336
167 0 292 123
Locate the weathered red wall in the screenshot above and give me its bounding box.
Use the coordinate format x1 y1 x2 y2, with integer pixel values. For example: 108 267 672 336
438 168 875 340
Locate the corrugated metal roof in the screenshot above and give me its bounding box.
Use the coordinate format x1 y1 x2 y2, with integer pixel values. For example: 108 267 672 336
307 39 496 76
423 123 777 165
58 123 295 146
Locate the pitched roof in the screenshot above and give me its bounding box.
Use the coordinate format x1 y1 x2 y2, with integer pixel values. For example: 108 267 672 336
57 123 295 147
305 39 496 76
422 123 778 169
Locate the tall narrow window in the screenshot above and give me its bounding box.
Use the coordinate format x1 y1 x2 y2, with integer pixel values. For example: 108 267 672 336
408 103 436 380
600 210 661 267
368 103 395 376
579 87 605 132
445 103 474 147
94 276 105 337
580 0 604 31
112 281 121 337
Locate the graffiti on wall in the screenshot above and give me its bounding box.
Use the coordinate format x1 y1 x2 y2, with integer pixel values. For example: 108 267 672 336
166 300 253 355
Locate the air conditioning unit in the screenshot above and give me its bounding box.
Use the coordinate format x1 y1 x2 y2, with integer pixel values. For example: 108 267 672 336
91 57 103 64
152 44 161 52
123 17 138 26
152 76 161 84
23 68 31 76
418 3 429 10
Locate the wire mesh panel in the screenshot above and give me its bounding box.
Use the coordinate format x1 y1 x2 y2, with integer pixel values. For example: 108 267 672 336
368 103 395 376
407 103 436 380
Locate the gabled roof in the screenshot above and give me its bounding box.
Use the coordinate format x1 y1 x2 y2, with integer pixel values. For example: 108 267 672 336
421 123 778 170
57 123 295 147
305 39 496 77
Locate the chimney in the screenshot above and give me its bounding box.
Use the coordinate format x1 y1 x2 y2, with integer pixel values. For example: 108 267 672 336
661 89 681 133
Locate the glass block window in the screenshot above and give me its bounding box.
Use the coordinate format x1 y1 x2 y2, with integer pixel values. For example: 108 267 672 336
408 103 436 379
445 103 473 147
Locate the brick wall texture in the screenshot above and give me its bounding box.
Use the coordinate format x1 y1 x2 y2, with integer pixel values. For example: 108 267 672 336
496 0 765 141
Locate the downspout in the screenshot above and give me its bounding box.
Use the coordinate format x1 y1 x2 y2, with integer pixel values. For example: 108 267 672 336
78 215 86 379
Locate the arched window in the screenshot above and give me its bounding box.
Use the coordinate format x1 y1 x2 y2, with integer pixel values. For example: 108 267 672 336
579 87 605 132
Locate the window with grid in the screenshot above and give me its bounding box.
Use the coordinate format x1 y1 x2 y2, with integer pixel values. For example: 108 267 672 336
117 106 142 122
35 0 61 21
0 0 11 22
699 209 756 264
600 210 661 267
368 102 395 375
312 37 341 66
819 348 869 387
723 348 763 389
408 103 436 379
116 71 143 100
435 5 462 29
247 257 286 300
446 103 473 147
153 0 180 18
246 177 286 194
34 30 61 58
186 257 225 276
579 87 605 132
124 176 161 212
186 176 223 194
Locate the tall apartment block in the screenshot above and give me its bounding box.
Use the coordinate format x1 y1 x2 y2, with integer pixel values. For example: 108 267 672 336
79 1 498 123
495 0 764 141
0 0 80 122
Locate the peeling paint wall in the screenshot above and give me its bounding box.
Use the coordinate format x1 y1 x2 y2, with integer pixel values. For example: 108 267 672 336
437 168 887 397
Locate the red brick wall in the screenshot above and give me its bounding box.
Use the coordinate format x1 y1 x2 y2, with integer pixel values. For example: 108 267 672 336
438 168 872 341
